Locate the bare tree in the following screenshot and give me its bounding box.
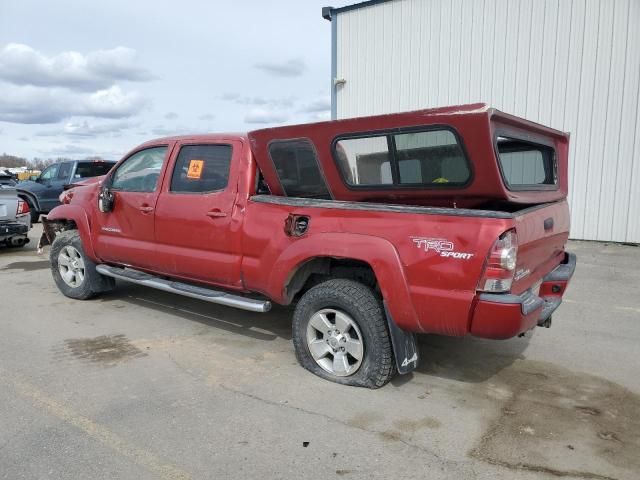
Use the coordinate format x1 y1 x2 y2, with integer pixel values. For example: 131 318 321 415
0 153 28 168
28 157 56 170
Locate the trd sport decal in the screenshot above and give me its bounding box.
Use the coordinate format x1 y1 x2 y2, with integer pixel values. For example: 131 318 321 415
411 237 474 260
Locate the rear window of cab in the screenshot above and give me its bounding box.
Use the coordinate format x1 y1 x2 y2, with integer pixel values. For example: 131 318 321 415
332 128 472 188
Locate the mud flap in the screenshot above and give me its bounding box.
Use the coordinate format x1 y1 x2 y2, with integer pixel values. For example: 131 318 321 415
384 302 419 374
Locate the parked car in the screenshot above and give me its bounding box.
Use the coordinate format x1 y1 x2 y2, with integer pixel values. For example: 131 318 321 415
0 170 17 187
0 183 31 247
17 159 115 223
41 104 575 388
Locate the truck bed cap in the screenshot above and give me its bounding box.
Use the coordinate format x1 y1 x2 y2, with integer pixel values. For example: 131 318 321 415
248 103 569 206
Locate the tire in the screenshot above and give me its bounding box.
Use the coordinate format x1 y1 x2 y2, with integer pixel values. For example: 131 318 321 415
292 279 396 388
50 230 115 299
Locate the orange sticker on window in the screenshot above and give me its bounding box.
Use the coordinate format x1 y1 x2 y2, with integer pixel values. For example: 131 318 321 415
187 159 204 179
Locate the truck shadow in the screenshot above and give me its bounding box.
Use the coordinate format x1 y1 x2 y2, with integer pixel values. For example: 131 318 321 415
99 282 293 342
98 282 529 384
409 333 531 384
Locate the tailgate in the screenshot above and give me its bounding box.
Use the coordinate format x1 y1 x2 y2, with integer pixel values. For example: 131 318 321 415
0 186 19 222
511 200 570 295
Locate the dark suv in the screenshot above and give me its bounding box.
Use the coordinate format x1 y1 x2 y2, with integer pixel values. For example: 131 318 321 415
18 160 115 222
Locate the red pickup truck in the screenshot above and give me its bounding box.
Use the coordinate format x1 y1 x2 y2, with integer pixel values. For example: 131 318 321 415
42 104 575 388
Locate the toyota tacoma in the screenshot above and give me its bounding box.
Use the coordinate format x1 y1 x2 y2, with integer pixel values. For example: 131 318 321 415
41 104 576 388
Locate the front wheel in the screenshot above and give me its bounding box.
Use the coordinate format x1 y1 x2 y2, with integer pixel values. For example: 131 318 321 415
50 230 115 299
292 279 396 388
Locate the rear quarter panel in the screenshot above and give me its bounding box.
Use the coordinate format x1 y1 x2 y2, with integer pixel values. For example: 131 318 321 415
242 198 513 335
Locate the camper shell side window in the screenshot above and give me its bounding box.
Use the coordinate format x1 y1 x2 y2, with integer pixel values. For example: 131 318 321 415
331 127 472 189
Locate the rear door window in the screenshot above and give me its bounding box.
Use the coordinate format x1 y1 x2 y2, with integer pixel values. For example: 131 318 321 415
496 137 557 189
268 139 330 198
170 144 232 193
75 162 114 179
56 162 73 181
334 129 471 187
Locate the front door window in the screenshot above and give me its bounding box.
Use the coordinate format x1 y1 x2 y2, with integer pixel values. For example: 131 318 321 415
39 164 59 182
111 147 167 192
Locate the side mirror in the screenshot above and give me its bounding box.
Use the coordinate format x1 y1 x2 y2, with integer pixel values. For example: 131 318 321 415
98 187 115 213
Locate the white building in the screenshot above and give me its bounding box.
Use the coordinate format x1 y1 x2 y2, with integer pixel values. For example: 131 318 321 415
323 0 640 243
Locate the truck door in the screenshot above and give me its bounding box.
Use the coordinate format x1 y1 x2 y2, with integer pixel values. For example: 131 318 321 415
32 162 71 212
93 145 170 269
153 140 243 287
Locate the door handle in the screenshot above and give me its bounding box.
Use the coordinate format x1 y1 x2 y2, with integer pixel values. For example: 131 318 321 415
206 210 227 218
139 205 154 213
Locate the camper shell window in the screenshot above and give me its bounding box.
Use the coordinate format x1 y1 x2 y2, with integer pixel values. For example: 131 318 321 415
332 127 472 189
496 137 557 190
268 138 330 199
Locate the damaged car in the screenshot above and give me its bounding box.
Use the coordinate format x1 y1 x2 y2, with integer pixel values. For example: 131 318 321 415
41 104 575 388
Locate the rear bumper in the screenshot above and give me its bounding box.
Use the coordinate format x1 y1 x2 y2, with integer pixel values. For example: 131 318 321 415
470 252 576 339
16 212 32 230
0 221 29 237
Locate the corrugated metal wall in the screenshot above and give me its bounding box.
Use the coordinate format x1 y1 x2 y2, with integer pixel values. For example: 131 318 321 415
334 0 640 243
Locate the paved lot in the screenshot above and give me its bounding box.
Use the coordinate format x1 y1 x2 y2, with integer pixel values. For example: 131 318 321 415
1 225 639 480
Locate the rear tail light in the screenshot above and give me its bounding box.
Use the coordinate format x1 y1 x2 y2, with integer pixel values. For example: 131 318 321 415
16 199 30 215
477 229 518 293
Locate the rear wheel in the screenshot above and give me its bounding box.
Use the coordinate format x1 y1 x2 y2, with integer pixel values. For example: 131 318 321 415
50 230 115 299
292 279 396 388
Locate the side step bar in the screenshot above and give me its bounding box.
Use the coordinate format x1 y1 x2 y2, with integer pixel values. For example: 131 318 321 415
96 265 271 313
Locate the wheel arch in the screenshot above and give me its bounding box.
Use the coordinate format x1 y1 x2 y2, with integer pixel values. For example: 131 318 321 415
45 205 99 262
17 190 41 211
284 256 378 302
268 233 420 331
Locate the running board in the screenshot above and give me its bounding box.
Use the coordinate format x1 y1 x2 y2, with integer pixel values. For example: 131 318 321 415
96 265 271 313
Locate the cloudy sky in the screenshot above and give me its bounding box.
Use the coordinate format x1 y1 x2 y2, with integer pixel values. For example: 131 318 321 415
0 0 351 160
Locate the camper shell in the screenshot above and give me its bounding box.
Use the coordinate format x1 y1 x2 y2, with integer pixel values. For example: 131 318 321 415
249 103 569 209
